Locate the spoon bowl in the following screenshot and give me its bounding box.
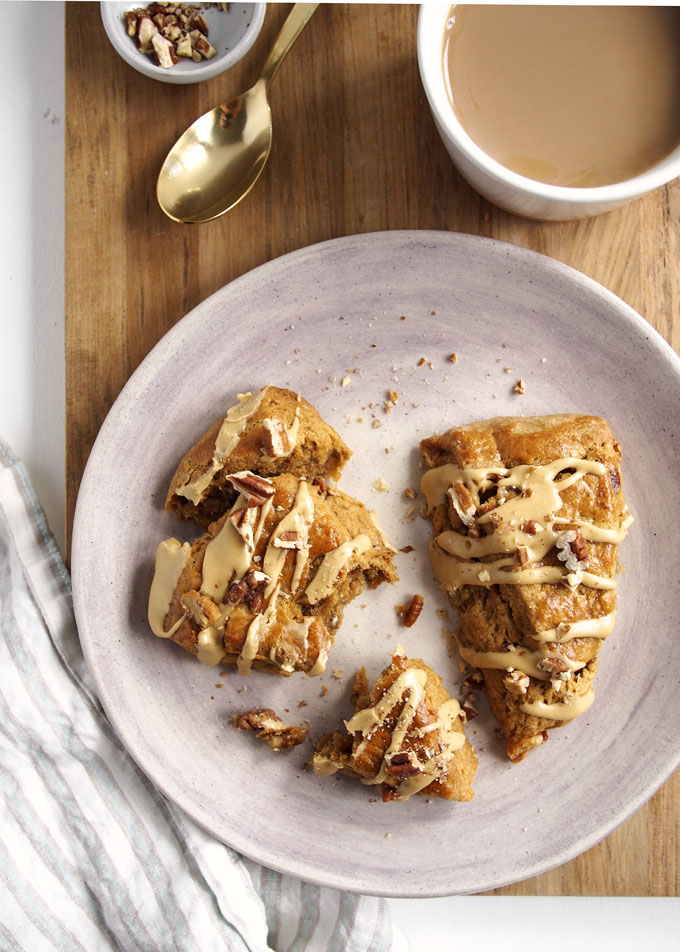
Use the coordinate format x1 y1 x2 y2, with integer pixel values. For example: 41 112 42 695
157 4 318 223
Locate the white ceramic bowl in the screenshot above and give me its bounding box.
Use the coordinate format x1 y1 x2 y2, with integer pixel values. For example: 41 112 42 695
417 3 680 220
101 2 265 85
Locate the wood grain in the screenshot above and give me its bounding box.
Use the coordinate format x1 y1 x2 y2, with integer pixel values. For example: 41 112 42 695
65 2 680 896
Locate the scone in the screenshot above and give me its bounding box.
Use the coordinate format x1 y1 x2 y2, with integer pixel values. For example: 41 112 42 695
420 414 631 763
149 472 398 675
166 386 352 526
312 648 477 801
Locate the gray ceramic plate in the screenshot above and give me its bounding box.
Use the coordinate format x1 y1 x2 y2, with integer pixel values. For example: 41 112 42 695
72 231 680 897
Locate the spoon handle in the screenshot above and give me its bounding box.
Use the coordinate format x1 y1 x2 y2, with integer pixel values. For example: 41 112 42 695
260 3 319 89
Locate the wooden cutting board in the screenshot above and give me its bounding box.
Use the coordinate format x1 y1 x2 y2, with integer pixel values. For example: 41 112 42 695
65 2 679 896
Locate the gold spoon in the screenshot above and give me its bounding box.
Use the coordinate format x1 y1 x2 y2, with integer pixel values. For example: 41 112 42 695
157 3 319 223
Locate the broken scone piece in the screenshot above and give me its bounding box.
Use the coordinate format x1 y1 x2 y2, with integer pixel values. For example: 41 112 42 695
166 386 352 526
312 649 477 801
149 472 398 676
232 708 309 750
420 414 632 763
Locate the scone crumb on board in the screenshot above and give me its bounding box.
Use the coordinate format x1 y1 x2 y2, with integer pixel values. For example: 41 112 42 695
514 378 526 394
373 477 389 492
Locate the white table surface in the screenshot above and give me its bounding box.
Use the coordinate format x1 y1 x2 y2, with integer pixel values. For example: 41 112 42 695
2 2 678 948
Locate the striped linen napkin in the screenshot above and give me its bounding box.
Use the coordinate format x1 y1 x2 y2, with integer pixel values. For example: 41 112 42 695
0 441 407 952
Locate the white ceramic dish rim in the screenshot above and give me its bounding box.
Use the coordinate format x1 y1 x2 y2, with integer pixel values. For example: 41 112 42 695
100 1 266 84
71 231 680 897
417 4 680 207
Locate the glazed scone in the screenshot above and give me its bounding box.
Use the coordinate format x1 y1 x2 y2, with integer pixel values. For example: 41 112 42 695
166 386 352 526
420 414 631 763
149 472 398 675
312 649 477 802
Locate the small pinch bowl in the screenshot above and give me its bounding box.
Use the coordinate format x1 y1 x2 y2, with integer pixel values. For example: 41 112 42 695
417 3 680 221
101 1 266 85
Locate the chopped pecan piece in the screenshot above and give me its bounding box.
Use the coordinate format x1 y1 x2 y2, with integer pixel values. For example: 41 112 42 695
556 529 588 571
504 669 530 695
384 750 422 779
260 418 291 458
137 14 158 52
224 577 248 605
180 590 221 629
192 33 216 59
230 504 258 542
224 569 271 612
401 593 424 628
312 474 328 496
272 530 301 549
192 11 209 34
537 656 571 680
570 531 589 564
448 481 476 525
463 668 484 691
226 471 276 507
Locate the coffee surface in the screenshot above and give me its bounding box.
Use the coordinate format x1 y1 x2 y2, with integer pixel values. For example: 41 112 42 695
443 5 680 187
